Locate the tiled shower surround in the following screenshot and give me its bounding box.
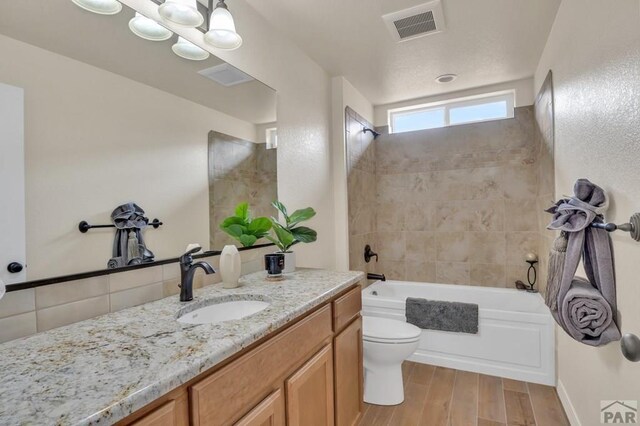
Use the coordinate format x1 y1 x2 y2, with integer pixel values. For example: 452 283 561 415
347 104 552 290
208 131 278 249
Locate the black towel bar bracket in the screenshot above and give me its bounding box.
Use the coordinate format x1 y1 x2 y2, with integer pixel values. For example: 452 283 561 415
78 219 163 233
591 212 640 241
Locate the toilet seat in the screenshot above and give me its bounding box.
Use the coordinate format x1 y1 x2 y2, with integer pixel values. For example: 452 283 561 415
363 316 421 344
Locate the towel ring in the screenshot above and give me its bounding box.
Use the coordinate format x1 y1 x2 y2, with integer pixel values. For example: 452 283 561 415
591 212 640 241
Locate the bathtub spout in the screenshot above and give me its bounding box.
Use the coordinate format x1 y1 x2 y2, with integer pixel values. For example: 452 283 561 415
367 273 386 282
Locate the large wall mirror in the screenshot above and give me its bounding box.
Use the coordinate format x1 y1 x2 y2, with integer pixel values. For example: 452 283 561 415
0 0 277 284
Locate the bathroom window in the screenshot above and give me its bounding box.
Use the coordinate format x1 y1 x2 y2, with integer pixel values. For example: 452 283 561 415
388 91 515 134
265 127 278 149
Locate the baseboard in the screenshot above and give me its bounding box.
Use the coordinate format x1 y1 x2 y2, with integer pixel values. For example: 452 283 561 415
557 379 582 426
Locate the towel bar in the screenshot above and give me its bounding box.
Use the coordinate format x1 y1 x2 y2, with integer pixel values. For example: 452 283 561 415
591 212 640 241
78 219 163 233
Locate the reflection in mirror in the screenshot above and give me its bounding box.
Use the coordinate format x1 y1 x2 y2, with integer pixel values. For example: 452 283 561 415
208 131 278 249
0 0 276 283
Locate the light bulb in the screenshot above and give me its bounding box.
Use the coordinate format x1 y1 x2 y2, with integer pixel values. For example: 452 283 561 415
71 0 122 15
158 0 204 27
172 37 210 61
129 12 173 41
204 2 242 50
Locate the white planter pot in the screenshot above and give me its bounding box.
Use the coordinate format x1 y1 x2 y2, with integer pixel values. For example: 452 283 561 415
281 251 296 274
220 245 241 289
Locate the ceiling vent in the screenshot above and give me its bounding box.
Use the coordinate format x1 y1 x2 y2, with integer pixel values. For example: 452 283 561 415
198 63 254 87
382 0 446 42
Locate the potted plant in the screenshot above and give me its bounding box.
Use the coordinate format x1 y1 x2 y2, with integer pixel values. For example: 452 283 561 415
219 202 272 288
219 202 272 247
266 201 317 273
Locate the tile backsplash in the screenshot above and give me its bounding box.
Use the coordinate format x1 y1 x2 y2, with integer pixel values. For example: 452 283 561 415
347 106 547 289
0 246 274 343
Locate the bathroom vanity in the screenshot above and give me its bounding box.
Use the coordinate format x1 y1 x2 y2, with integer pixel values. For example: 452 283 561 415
0 269 364 426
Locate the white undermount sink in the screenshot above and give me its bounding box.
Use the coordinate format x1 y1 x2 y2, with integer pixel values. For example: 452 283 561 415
177 297 270 325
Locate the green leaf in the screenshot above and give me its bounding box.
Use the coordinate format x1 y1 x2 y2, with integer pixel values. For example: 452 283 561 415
224 224 245 239
248 217 272 234
271 201 289 221
288 207 316 227
239 234 258 247
235 202 249 221
221 216 245 228
265 235 285 252
272 222 295 251
290 226 317 243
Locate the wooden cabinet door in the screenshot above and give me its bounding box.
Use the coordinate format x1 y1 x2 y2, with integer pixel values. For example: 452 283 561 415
235 388 285 426
286 343 335 426
130 401 177 426
334 317 363 426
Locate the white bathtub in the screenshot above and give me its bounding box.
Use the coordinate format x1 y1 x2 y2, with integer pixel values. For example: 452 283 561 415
362 280 556 385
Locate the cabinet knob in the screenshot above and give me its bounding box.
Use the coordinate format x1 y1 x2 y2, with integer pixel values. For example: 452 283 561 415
7 262 23 274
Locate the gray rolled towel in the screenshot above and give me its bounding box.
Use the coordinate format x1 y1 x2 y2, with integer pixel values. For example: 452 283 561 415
561 278 619 345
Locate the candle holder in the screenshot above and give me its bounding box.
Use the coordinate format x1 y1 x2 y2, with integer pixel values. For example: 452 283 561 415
525 259 538 293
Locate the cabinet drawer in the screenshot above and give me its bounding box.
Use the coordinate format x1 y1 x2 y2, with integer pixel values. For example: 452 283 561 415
130 401 177 426
333 286 361 332
190 304 333 425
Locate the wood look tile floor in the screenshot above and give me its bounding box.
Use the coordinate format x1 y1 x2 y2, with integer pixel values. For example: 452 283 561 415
358 362 570 426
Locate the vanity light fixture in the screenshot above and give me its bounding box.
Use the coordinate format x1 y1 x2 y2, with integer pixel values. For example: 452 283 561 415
71 0 122 15
204 0 243 50
129 12 173 41
159 0 204 27
172 36 210 61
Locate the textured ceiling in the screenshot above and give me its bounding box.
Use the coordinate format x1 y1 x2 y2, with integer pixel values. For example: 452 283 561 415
0 0 276 124
245 0 561 106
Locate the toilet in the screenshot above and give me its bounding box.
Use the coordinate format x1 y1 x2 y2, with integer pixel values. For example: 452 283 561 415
362 316 421 406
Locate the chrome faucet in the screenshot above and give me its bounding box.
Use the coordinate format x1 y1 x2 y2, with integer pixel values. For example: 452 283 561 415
179 246 216 302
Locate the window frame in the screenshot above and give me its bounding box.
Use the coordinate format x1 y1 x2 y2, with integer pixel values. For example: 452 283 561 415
388 90 515 134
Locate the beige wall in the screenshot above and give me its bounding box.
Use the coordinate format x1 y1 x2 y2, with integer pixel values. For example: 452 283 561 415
373 107 540 286
0 34 256 279
0 246 274 344
534 1 640 424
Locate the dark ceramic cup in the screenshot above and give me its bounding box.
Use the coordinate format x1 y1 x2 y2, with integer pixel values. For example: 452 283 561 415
264 253 285 277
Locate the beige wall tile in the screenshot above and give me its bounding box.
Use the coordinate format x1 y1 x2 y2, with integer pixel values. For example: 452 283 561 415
109 266 163 293
0 312 37 343
0 289 35 319
376 201 405 231
436 262 470 285
162 263 180 280
436 232 472 262
470 264 506 287
506 232 540 265
469 200 505 232
406 261 436 282
435 201 470 231
376 232 406 262
35 276 109 310
505 199 539 231
405 202 434 231
37 295 109 332
470 233 506 264
110 282 164 312
378 260 406 281
405 232 436 262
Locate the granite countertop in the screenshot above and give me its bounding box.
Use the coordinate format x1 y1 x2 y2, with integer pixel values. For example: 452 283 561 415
0 269 364 426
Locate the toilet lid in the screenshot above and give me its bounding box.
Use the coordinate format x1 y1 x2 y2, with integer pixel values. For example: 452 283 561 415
362 316 421 343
